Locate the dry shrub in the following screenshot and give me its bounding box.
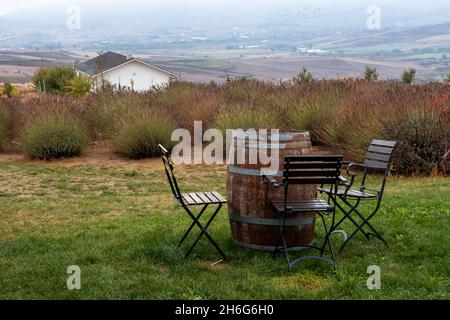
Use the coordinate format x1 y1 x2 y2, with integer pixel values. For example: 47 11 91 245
0 100 11 150
11 94 90 159
111 109 176 159
183 95 224 132
12 94 89 136
4 79 449 174
87 92 158 138
214 103 282 133
21 115 89 159
383 104 450 175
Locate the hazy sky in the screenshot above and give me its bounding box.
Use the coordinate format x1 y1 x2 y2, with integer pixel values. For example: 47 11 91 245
3 0 450 15
2 0 450 26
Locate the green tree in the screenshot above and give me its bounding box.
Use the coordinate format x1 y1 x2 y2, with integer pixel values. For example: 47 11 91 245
64 75 92 98
401 68 417 84
33 66 76 93
364 65 379 81
2 82 20 98
294 68 314 83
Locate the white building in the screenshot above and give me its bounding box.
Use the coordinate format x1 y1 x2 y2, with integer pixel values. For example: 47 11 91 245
75 51 179 91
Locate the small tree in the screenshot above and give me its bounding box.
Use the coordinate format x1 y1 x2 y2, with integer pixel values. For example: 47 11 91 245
401 68 417 84
33 66 76 93
364 65 379 81
2 82 20 98
64 75 92 98
294 68 314 83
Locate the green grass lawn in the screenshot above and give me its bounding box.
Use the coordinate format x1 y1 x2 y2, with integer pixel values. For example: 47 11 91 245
0 159 448 299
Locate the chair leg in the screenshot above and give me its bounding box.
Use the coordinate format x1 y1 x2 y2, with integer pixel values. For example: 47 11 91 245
272 232 281 259
319 213 336 266
178 204 208 247
277 213 291 271
272 213 291 270
338 200 387 252
359 209 388 247
184 204 227 260
331 199 371 240
367 232 389 247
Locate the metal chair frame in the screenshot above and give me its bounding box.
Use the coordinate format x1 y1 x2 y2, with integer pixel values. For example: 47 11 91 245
159 145 227 260
319 139 398 252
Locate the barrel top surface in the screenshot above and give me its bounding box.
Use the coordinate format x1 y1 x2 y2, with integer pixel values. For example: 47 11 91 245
232 129 310 141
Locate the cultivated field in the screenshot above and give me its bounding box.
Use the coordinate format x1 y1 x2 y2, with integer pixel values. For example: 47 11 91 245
1 50 447 84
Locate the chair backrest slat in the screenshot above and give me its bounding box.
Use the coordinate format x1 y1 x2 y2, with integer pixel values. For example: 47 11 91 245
283 155 343 186
365 152 392 163
371 139 397 148
364 159 390 169
287 169 341 177
285 155 342 162
287 177 341 185
367 145 394 155
286 162 340 169
363 139 397 170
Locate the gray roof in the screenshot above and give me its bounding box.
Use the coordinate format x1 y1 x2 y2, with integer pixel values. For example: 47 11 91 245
75 51 128 76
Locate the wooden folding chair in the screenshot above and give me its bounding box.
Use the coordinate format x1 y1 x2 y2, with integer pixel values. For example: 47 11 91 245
263 155 343 271
159 145 227 260
319 139 398 252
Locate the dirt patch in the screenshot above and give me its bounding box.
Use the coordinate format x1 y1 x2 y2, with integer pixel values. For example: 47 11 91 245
198 259 230 271
272 274 327 291
1 141 332 170
0 141 164 170
157 266 170 275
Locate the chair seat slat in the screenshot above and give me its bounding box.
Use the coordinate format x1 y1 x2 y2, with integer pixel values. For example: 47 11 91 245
205 192 220 203
212 192 227 203
196 192 212 203
270 199 331 213
189 192 204 204
318 187 376 199
181 193 196 205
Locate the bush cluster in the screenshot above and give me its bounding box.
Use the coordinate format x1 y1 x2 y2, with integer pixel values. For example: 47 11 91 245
111 111 176 159
21 115 90 159
1 79 449 175
32 67 91 97
1 82 20 98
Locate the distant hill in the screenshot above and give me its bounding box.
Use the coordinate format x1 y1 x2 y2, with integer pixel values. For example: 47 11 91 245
1 1 450 56
307 22 450 50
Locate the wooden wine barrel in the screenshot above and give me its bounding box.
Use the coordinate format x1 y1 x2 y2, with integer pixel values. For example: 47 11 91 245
227 130 316 251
